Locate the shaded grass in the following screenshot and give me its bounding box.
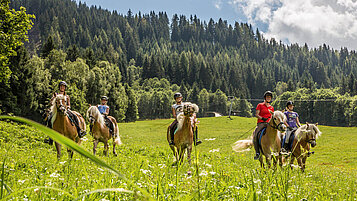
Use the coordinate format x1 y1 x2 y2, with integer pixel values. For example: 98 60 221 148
0 116 356 200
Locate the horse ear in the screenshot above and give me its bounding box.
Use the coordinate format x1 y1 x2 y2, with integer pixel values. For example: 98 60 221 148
315 122 318 126
89 104 91 107
306 122 309 128
53 92 57 97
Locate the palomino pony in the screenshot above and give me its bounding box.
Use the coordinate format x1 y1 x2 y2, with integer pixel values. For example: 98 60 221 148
86 106 122 156
258 110 287 168
50 94 86 159
167 102 199 165
281 123 322 172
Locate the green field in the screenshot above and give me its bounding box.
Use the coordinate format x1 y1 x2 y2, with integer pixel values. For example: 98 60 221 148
0 116 356 200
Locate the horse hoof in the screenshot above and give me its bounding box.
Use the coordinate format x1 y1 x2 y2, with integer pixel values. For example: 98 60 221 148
171 161 178 166
187 171 192 176
113 153 118 157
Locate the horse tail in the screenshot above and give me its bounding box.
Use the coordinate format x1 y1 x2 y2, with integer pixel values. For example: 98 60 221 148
232 140 253 152
112 118 122 145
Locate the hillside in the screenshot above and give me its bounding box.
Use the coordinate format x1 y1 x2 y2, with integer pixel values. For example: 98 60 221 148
0 116 356 200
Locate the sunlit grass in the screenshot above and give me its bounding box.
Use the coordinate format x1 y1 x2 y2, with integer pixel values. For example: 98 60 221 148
0 116 356 200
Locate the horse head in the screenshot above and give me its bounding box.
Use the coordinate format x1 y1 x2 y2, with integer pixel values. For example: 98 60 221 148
269 110 287 132
183 102 199 117
54 94 67 115
302 123 322 147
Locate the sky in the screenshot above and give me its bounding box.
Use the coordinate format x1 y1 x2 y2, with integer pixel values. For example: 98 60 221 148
75 0 357 50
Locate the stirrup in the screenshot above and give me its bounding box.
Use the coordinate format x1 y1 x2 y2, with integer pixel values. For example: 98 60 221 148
280 147 290 155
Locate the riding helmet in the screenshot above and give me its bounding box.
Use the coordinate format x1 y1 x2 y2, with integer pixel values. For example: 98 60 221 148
58 81 67 89
286 101 294 107
101 96 108 101
263 91 273 99
174 92 183 99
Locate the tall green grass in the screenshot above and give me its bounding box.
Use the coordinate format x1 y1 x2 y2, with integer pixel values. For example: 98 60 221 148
0 115 356 200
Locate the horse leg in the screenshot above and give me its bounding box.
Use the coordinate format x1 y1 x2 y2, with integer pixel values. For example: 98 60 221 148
93 139 99 155
297 157 304 172
187 145 192 165
302 156 307 171
104 141 109 156
289 156 295 170
259 154 264 168
55 142 62 159
265 154 272 169
113 139 117 156
67 148 74 159
179 147 185 164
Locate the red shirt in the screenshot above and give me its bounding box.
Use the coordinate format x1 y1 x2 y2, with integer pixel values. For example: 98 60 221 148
256 102 274 123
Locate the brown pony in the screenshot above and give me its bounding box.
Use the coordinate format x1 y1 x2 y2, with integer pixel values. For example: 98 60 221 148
258 110 287 168
282 123 322 172
86 106 122 156
50 94 86 159
167 102 199 165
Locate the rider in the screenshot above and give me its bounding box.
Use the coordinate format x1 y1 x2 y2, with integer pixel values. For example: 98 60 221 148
97 96 114 135
45 81 85 144
252 91 274 160
168 92 202 146
281 101 301 154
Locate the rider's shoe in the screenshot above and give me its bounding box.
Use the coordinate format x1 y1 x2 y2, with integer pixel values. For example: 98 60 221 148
169 141 174 146
44 138 53 145
195 140 202 146
254 153 260 160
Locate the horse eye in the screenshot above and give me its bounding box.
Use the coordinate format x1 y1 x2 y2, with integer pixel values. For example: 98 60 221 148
274 118 277 120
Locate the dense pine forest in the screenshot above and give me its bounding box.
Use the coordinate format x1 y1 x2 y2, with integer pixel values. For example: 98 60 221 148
1 0 356 126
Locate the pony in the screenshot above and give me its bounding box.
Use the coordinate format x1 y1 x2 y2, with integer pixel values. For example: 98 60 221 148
50 94 86 159
86 105 122 156
280 123 322 172
167 102 199 165
257 110 287 168
232 110 287 168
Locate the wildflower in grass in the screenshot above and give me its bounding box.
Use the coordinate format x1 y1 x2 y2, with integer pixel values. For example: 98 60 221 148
253 179 261 184
59 161 67 165
204 138 216 141
168 183 174 187
50 172 60 178
205 163 212 168
209 148 220 153
140 169 152 175
199 170 208 176
18 179 26 184
158 164 166 168
209 171 216 175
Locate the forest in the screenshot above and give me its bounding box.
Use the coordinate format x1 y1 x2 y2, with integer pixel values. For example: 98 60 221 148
1 0 356 126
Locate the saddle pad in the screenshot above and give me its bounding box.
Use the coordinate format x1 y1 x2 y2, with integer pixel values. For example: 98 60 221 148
258 127 267 148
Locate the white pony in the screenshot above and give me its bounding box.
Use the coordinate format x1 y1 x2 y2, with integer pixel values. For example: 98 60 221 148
86 105 122 156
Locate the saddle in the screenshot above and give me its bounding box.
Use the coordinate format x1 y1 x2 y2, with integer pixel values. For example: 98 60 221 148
103 115 114 136
67 110 86 137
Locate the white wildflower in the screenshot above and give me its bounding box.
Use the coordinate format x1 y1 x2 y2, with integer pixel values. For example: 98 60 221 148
209 171 216 175
204 138 216 141
18 179 26 184
140 169 152 175
209 148 220 153
59 161 67 165
50 172 60 178
199 170 208 176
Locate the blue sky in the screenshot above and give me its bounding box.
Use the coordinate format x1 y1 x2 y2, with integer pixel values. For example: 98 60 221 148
76 0 357 50
76 0 248 26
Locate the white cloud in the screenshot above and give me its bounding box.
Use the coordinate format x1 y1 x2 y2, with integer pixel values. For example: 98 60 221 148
229 0 357 50
214 0 223 10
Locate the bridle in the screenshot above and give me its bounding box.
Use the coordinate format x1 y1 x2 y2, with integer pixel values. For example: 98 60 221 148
269 114 285 131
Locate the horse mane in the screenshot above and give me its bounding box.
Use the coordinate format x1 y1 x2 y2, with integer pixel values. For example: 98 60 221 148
295 123 322 139
49 94 67 126
86 105 105 126
176 102 199 131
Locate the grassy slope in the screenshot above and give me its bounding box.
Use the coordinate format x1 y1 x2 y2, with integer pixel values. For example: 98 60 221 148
0 116 356 200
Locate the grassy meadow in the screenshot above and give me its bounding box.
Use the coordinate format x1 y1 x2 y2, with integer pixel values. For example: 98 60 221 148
0 116 356 200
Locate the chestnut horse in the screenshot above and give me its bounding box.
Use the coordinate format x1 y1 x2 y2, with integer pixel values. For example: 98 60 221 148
167 102 199 165
258 110 287 168
282 123 322 172
50 94 86 159
86 106 122 156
